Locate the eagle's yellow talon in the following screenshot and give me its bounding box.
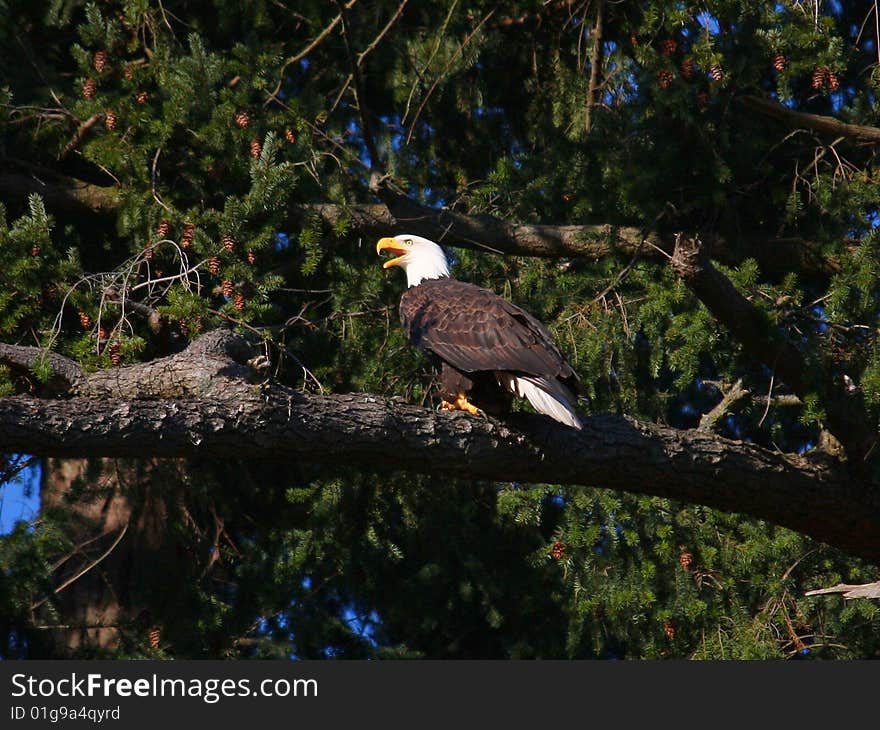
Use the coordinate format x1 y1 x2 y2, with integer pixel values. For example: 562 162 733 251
440 393 483 417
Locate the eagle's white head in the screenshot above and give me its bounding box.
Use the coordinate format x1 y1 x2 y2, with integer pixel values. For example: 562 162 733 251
376 234 450 287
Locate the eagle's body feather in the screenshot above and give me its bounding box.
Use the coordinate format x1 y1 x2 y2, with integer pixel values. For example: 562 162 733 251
399 278 584 429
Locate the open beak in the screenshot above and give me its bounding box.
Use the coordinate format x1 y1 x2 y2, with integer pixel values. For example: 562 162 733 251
376 237 408 269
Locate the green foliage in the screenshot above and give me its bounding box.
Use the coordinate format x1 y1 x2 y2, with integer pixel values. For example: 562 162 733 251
1 0 879 660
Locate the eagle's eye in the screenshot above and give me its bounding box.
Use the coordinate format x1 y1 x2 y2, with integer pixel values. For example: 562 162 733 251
405 239 413 246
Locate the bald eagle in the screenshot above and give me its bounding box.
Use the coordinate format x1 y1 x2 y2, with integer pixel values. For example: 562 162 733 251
377 234 584 429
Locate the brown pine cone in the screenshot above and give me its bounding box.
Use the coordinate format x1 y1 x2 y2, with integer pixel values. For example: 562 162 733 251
773 53 787 72
247 250 256 265
657 69 674 89
551 541 566 560
660 39 677 57
828 70 840 91
249 137 262 159
208 256 221 275
222 233 236 253
94 50 108 74
135 90 149 104
181 223 195 250
679 551 694 571
82 78 97 100
680 58 695 80
233 293 246 311
710 64 723 82
157 219 171 238
221 279 234 298
105 110 118 130
234 110 250 128
284 128 296 144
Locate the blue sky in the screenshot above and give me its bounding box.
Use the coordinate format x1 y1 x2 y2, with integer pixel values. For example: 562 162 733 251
0 461 41 535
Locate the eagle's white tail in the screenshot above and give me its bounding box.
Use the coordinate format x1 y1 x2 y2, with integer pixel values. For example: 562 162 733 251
498 374 583 430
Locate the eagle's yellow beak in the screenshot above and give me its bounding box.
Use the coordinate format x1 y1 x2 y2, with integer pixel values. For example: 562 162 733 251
377 237 409 269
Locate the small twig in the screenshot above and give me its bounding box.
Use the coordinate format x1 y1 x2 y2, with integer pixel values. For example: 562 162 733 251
757 372 775 428
265 0 359 105
57 113 104 161
584 0 604 134
699 378 749 432
31 522 130 611
405 5 497 145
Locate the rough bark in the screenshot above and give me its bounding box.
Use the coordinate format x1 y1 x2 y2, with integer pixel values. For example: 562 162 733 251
1 331 877 562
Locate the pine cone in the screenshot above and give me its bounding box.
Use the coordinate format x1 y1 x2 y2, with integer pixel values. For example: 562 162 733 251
664 620 677 640
233 293 246 311
249 137 262 159
135 90 149 104
30 243 40 257
143 241 153 261
660 39 677 56
157 219 171 238
284 128 296 144
679 551 694 570
710 64 723 82
98 326 108 341
221 279 234 298
148 626 161 649
82 78 97 100
105 110 118 130
657 69 674 89
208 256 221 275
79 311 92 329
222 233 236 253
828 70 840 91
109 343 121 366
680 58 695 80
234 110 250 128
247 250 256 265
811 66 827 90
551 541 566 560
123 64 134 81
181 223 195 250
773 53 787 72
93 50 108 74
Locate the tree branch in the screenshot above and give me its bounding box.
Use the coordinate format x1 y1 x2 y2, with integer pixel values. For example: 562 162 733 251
1 332 877 562
671 234 875 462
584 0 604 134
0 166 841 277
740 94 880 144
308 198 839 277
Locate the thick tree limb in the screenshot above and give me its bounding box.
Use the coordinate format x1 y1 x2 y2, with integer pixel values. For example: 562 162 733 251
309 198 838 277
671 234 875 462
0 170 117 214
0 166 838 277
0 331 877 562
740 95 880 144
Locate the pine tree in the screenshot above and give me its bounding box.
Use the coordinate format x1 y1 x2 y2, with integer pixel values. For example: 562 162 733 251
2 0 880 660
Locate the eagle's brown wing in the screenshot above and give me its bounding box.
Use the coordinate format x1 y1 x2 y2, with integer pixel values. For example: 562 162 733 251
399 278 579 385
